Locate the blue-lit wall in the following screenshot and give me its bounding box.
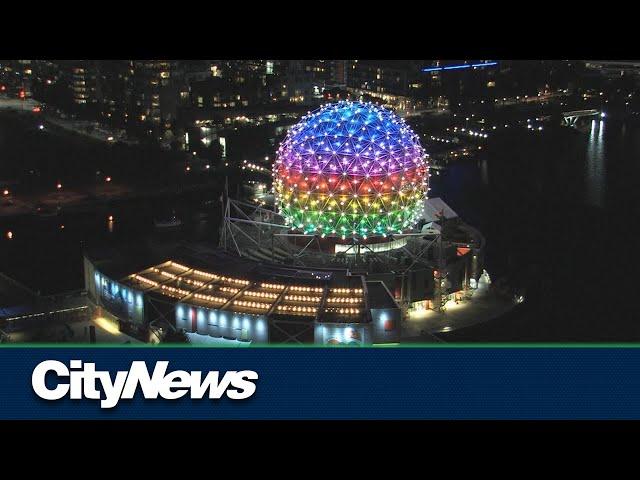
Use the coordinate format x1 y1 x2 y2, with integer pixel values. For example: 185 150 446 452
175 303 269 344
314 323 372 346
90 268 144 325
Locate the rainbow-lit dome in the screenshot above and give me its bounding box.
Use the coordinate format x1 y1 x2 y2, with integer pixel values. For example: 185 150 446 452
273 101 429 239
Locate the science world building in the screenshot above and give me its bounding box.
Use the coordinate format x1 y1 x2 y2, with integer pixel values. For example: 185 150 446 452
273 101 429 239
84 101 486 345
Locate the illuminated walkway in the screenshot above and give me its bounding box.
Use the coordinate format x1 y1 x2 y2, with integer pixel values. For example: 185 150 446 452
0 96 39 111
402 290 517 340
5 311 142 344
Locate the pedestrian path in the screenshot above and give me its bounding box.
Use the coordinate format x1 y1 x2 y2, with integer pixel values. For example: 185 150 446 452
402 289 517 338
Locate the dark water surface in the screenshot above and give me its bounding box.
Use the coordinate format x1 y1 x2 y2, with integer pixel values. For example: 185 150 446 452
0 112 222 293
433 117 640 341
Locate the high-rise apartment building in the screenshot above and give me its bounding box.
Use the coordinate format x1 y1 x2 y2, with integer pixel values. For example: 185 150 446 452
130 60 180 139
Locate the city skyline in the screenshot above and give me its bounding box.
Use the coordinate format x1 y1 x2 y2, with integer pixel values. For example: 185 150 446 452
1 59 638 344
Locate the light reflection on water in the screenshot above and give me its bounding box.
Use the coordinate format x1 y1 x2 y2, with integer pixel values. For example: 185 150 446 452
585 118 605 208
479 158 489 186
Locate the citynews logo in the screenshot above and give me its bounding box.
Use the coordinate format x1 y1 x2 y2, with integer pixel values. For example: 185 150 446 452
32 360 258 409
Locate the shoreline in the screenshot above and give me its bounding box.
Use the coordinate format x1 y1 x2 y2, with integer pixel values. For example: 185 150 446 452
1 180 223 219
0 108 227 219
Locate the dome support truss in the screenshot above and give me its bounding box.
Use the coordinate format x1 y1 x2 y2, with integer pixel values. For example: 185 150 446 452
220 196 443 275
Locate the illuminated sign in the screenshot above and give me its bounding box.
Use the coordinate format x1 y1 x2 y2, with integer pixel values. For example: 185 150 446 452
32 360 258 409
422 61 498 73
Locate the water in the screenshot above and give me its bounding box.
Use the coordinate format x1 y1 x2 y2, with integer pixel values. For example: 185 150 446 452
0 111 248 293
0 196 221 294
2 113 640 340
434 117 640 341
585 119 605 207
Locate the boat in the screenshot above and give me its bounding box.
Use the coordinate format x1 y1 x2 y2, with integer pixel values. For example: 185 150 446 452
154 216 182 229
153 210 182 229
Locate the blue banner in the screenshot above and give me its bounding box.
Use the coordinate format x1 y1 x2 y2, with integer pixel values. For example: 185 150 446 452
1 346 640 419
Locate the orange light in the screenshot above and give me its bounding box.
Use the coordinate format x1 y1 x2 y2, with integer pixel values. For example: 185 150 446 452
2 189 8 196
108 215 114 221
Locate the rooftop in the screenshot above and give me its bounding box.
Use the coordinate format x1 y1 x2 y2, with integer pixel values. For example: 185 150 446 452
86 240 392 322
0 273 35 308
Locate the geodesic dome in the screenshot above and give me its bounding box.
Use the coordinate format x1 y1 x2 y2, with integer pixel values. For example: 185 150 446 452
272 101 429 239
